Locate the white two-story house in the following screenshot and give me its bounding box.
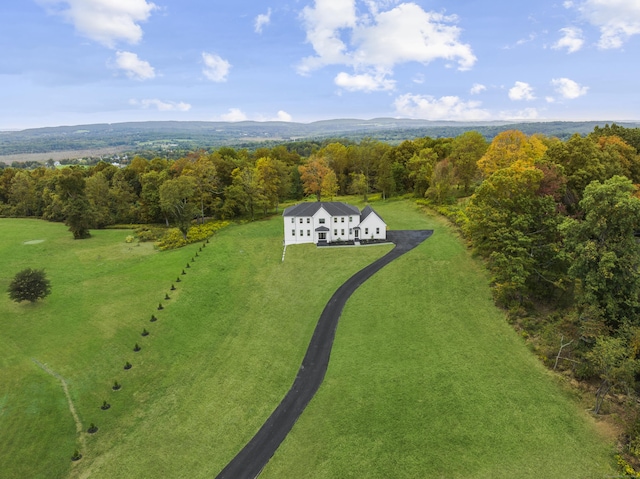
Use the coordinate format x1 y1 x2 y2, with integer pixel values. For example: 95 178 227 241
282 202 387 245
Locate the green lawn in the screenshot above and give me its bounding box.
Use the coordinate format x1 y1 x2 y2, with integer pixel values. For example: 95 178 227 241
0 202 615 478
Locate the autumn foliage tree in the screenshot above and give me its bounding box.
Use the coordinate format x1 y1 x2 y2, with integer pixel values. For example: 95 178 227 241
477 130 547 177
299 157 331 201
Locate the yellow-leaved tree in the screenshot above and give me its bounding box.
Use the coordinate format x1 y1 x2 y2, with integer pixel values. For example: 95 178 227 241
477 130 547 177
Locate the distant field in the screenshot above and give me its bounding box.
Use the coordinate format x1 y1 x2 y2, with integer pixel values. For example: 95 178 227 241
0 147 128 164
0 202 615 478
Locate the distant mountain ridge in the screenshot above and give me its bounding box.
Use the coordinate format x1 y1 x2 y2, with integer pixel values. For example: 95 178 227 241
2 118 639 160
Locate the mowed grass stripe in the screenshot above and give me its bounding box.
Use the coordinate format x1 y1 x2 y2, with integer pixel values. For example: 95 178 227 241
261 203 615 479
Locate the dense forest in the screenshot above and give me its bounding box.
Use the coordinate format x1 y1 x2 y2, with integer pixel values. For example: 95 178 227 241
4 122 640 469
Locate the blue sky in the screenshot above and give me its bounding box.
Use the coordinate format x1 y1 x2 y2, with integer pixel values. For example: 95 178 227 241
1 0 640 130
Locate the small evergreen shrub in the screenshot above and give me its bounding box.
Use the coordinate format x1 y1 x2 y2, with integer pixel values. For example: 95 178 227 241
141 329 149 337
101 400 110 410
124 361 132 370
112 381 121 391
150 314 157 322
71 450 82 461
170 284 176 291
186 263 190 269
133 343 141 352
176 277 181 282
181 270 186 275
87 423 98 434
157 303 163 310
165 293 170 300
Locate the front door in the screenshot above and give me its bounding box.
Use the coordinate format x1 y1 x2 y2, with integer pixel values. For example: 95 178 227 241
354 229 359 239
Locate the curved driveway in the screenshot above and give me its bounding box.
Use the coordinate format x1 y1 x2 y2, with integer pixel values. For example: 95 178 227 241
216 230 433 479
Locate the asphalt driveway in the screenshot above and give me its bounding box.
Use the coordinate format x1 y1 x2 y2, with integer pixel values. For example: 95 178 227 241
216 230 433 479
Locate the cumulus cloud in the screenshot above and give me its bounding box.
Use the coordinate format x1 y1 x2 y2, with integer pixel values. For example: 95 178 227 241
255 8 272 33
508 81 535 101
221 108 248 122
202 52 231 82
275 110 293 122
551 77 589 99
38 0 157 48
298 1 476 81
574 0 640 49
130 99 191 111
114 51 155 80
335 71 396 92
470 83 486 94
394 94 490 120
552 27 584 53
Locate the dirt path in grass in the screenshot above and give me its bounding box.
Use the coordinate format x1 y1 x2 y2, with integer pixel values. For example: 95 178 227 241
32 359 86 452
216 230 433 479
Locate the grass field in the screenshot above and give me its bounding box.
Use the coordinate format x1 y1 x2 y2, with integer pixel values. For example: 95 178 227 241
0 201 616 478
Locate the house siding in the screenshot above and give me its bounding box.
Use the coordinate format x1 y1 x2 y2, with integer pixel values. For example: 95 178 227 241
283 202 386 245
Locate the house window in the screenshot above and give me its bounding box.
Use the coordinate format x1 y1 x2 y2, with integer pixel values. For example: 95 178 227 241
300 230 303 236
349 228 352 234
365 228 369 235
307 230 311 236
334 217 337 223
291 218 294 223
376 227 380 234
306 218 310 223
349 216 352 222
299 218 303 223
341 229 345 235
341 217 344 223
319 218 325 224
292 229 295 236
334 229 338 235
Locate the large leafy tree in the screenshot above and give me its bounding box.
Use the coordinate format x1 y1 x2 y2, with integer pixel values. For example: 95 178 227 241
561 175 640 329
57 168 93 239
8 268 51 303
466 164 566 306
299 157 331 201
449 130 488 193
159 176 197 239
477 130 547 177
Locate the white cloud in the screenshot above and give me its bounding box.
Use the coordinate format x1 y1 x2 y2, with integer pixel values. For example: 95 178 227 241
221 108 248 122
470 83 486 94
575 0 640 49
130 99 191 111
114 51 155 80
394 94 490 120
218 109 293 122
202 52 231 82
552 27 584 53
551 77 589 99
38 0 157 48
334 71 396 92
275 110 293 122
298 1 476 79
508 81 535 101
255 8 272 34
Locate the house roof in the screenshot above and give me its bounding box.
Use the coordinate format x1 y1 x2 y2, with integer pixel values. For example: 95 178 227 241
360 205 386 224
283 202 360 217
